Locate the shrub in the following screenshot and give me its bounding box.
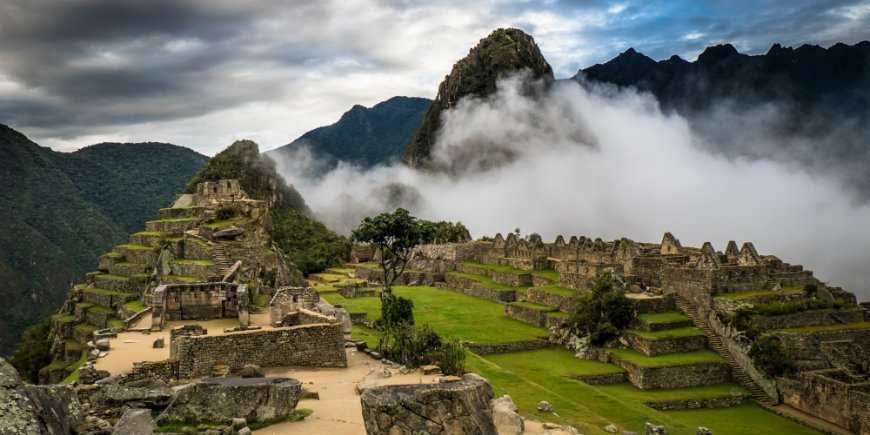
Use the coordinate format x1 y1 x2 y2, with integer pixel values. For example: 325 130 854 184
375 294 414 329
377 324 465 374
749 335 796 377
8 319 52 384
803 283 818 298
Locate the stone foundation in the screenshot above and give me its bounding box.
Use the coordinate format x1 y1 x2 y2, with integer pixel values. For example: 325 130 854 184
644 393 744 410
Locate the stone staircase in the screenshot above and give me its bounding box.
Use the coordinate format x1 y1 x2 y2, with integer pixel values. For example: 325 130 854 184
675 295 778 406
211 241 231 277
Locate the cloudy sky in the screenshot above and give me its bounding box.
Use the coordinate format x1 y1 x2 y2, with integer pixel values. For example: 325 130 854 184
1 0 869 155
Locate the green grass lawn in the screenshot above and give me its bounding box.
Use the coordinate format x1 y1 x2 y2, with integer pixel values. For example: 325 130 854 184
352 324 380 348
609 349 723 367
716 287 802 300
779 321 870 333
447 271 524 291
124 300 146 312
636 311 691 324
322 285 547 343
625 327 705 340
468 349 817 435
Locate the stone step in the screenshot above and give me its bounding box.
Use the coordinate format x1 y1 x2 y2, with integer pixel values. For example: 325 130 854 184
91 274 136 294
97 252 126 272
623 328 708 356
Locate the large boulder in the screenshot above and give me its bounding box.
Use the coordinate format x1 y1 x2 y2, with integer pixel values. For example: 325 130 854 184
24 384 83 434
112 408 155 435
360 373 497 434
491 395 524 434
156 377 301 425
90 380 173 412
0 357 46 434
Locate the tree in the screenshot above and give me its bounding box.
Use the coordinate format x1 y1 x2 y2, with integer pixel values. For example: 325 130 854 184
418 219 471 244
8 319 52 384
352 208 426 295
567 271 636 345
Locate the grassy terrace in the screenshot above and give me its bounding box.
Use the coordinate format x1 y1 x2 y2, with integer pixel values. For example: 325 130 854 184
321 285 547 344
164 275 201 283
133 231 168 237
253 293 271 308
77 285 135 298
625 327 705 340
779 321 870 334
116 244 158 251
52 313 76 323
510 301 556 311
89 306 115 315
103 251 123 258
74 323 98 333
609 349 723 367
123 300 146 312
716 287 802 300
447 271 525 291
636 311 691 324
203 217 244 229
459 261 560 281
150 217 200 223
468 348 812 435
534 284 580 297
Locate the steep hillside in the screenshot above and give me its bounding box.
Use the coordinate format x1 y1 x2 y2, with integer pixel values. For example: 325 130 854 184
0 124 207 354
578 41 870 198
270 96 431 168
184 140 349 274
403 28 554 167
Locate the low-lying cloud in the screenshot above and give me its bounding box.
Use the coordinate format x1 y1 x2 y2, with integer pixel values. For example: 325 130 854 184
274 75 870 300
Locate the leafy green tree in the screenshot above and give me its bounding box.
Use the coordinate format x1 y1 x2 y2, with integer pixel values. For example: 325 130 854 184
568 271 636 345
351 208 426 295
8 319 52 384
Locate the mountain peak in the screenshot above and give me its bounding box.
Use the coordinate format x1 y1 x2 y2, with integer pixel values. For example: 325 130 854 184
402 28 553 167
697 43 739 64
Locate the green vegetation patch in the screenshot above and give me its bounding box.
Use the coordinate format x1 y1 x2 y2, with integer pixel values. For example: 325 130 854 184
322 286 546 344
625 327 705 340
95 273 129 281
610 348 724 367
165 275 201 283
253 293 271 308
63 339 83 351
108 318 124 328
133 231 168 237
467 348 804 435
203 217 244 229
636 311 691 324
52 313 76 323
150 217 200 223
447 271 524 291
352 324 380 349
73 323 98 333
779 321 870 334
116 243 159 251
124 300 147 312
548 311 570 318
509 301 557 311
717 287 802 300
89 306 115 315
103 251 124 258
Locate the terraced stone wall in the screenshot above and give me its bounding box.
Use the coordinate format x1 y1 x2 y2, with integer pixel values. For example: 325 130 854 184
614 359 729 389
624 334 707 357
171 323 346 378
463 340 550 355
441 276 516 303
750 309 865 330
773 328 870 371
505 304 548 327
526 289 571 311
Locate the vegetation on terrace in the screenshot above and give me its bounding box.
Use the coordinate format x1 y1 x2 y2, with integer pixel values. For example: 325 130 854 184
624 327 705 340
609 348 724 367
468 349 814 435
635 311 691 324
459 261 560 281
321 285 547 343
447 271 524 291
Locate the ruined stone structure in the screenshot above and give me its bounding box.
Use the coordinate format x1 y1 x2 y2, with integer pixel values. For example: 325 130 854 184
269 286 320 325
353 231 868 432
43 179 302 383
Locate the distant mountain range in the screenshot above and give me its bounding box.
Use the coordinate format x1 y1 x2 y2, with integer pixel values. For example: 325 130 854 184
0 124 208 353
269 96 430 169
578 42 870 199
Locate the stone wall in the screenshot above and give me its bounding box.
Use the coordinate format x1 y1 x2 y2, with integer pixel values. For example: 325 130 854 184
633 294 676 314
570 372 627 385
624 333 707 357
119 360 180 384
464 340 549 355
171 323 346 378
778 370 870 434
644 393 744 410
504 304 549 327
269 287 319 325
360 373 497 435
750 309 865 331
491 271 532 287
773 328 870 371
442 275 517 303
526 287 571 312
612 357 729 389
151 282 249 328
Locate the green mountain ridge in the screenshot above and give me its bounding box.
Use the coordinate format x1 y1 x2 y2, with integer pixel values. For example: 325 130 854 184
0 124 208 354
269 96 431 168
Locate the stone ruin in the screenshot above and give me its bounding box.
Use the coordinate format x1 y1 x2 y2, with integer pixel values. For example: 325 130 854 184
268 286 320 326
151 282 250 330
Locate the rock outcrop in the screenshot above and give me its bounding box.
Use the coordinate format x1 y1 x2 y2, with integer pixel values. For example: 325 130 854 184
491 395 524 434
1 357 47 434
402 28 553 167
360 373 497 434
156 377 301 425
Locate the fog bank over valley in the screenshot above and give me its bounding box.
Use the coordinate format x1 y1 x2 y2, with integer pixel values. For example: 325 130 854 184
274 76 870 300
